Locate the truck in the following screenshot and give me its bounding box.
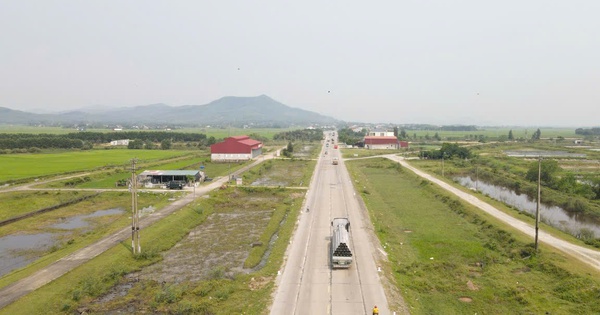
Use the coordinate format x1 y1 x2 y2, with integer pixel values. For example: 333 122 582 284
331 218 352 268
167 180 184 190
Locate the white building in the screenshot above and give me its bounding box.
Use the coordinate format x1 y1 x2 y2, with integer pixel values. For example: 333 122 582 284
110 139 130 146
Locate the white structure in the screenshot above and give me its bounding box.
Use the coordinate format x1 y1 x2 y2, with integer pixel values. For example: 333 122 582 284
368 130 394 137
110 139 130 146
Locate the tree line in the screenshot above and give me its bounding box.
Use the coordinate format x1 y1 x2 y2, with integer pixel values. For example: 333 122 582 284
0 131 209 150
575 128 600 136
272 129 324 142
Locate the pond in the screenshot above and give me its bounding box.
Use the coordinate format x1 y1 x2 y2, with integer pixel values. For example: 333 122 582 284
0 232 57 277
52 208 124 230
455 176 600 238
0 207 125 277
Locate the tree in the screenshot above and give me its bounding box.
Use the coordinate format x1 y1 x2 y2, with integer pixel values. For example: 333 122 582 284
531 128 541 141
434 132 441 141
286 141 294 153
525 159 559 186
508 129 514 141
393 126 399 137
128 139 144 149
555 173 577 194
145 140 156 149
207 136 217 146
400 129 407 139
160 139 172 150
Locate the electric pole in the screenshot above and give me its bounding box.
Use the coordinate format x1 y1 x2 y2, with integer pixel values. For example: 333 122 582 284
131 158 141 254
534 156 541 251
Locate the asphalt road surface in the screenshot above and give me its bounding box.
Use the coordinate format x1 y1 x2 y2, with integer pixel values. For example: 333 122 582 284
269 136 391 315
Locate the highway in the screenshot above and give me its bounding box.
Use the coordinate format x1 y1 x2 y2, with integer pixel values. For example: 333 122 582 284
270 134 391 314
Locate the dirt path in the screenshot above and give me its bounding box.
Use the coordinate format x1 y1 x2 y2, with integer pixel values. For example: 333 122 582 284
0 155 275 309
386 155 600 272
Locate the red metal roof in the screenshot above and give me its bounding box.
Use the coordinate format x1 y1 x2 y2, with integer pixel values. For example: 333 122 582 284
210 135 263 153
238 139 262 149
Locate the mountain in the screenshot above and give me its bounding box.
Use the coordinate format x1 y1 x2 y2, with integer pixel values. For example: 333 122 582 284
0 95 338 127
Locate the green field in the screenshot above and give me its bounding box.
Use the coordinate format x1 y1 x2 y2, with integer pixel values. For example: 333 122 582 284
0 125 300 140
347 158 600 314
0 149 195 182
402 127 580 140
0 175 304 314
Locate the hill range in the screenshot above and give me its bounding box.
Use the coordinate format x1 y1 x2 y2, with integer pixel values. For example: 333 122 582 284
0 95 338 127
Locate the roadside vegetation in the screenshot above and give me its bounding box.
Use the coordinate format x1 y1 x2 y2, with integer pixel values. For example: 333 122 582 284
412 141 600 246
0 146 311 314
0 191 181 290
347 158 600 314
243 158 315 187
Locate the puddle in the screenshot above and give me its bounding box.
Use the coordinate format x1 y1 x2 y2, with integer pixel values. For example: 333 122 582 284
1 207 126 277
0 233 56 277
52 208 124 230
139 206 156 215
455 176 600 237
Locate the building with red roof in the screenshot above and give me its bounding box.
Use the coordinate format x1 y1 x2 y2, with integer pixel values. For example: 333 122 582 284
210 135 263 162
364 136 409 150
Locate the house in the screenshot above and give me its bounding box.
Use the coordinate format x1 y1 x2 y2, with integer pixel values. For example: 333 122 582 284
363 136 409 150
210 135 263 162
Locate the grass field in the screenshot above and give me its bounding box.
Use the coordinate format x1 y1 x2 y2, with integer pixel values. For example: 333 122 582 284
404 127 580 140
346 158 600 314
0 149 196 183
0 125 300 139
179 127 299 140
0 173 305 314
0 191 98 222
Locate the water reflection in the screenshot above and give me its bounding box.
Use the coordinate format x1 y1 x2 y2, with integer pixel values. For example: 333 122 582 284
1 207 125 277
455 176 600 237
0 233 56 277
52 208 124 230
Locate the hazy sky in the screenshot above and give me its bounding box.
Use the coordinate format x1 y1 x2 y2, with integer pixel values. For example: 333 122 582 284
1 1 599 127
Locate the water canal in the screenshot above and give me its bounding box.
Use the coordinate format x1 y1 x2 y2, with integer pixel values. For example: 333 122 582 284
455 176 600 238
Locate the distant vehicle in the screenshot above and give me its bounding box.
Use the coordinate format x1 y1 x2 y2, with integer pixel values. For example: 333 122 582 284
332 158 339 165
331 218 352 268
334 145 338 149
167 181 184 189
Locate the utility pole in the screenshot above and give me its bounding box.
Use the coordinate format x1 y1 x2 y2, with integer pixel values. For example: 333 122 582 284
534 156 541 251
475 165 479 191
131 158 141 254
441 153 446 177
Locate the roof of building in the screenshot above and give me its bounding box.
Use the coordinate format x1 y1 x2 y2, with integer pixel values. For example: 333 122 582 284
238 138 262 148
139 170 200 176
210 135 263 154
